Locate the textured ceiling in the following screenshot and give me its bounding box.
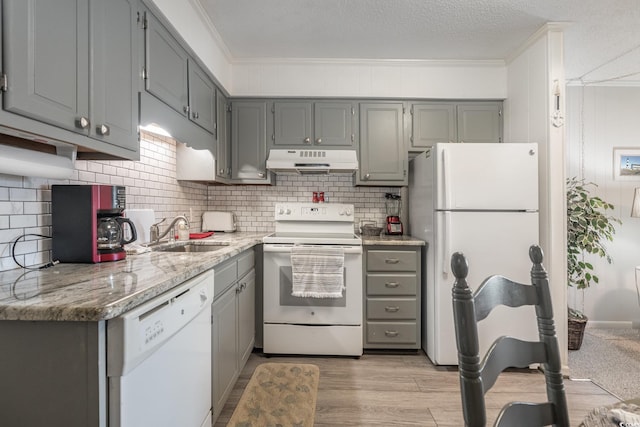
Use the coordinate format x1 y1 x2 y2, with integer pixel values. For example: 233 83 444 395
198 0 640 83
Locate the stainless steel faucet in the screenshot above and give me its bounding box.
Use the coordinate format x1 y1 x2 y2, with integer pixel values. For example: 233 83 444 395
150 215 190 244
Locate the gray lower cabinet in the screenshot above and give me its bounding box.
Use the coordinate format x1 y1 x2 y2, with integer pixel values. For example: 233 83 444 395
212 249 256 422
0 321 106 426
2 0 139 158
271 100 356 147
364 246 421 349
356 102 407 186
231 100 273 184
409 101 503 150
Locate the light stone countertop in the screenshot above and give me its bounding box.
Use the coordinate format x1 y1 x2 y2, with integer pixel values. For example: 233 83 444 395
0 232 267 322
360 234 426 246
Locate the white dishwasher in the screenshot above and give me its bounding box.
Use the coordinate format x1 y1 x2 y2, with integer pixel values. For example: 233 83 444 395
107 270 214 427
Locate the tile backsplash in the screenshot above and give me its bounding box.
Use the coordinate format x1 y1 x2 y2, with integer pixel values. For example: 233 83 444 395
0 132 395 272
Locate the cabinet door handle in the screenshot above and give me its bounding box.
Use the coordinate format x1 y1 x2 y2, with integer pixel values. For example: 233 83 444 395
385 306 400 313
315 138 322 144
75 116 90 129
219 168 224 174
258 172 265 178
303 137 311 144
385 258 400 264
364 173 370 180
385 282 399 288
183 105 190 114
96 124 110 136
384 330 399 337
191 111 199 119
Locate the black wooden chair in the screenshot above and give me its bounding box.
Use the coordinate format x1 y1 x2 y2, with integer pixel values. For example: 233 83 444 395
451 245 569 427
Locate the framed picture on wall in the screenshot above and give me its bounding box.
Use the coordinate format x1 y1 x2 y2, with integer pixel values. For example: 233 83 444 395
613 148 640 180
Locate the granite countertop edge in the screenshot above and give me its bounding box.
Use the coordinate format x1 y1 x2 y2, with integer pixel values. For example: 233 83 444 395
0 233 267 322
360 235 426 246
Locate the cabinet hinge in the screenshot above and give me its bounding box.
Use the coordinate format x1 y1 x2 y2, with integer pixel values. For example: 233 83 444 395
410 106 414 115
0 74 7 92
141 67 148 80
499 137 503 143
142 15 148 30
351 107 355 115
498 109 503 117
351 134 354 142
226 103 232 112
410 136 414 143
271 134 275 141
271 105 275 113
402 107 406 115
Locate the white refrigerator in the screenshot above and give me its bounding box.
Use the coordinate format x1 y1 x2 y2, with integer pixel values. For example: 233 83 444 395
409 143 540 365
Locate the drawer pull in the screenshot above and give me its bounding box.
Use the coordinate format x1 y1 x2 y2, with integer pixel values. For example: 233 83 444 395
385 258 400 264
385 282 399 288
384 330 399 337
385 306 400 312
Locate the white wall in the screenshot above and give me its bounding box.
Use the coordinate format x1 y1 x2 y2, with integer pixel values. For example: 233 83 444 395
149 1 507 99
231 59 507 99
566 85 640 327
504 26 568 363
149 0 233 92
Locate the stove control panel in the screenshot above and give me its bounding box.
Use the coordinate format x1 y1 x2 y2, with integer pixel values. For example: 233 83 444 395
274 203 355 222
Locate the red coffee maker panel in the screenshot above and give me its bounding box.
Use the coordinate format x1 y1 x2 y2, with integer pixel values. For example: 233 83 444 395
52 185 136 263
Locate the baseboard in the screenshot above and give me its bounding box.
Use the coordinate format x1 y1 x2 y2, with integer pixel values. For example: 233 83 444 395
587 320 636 329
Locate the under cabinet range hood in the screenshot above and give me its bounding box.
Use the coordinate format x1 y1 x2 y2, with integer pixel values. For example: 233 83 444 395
266 149 358 175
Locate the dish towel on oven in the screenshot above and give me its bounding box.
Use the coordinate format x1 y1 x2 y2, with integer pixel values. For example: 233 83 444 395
291 246 345 298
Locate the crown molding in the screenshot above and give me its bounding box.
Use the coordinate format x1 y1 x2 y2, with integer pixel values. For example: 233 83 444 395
505 22 570 65
189 0 233 62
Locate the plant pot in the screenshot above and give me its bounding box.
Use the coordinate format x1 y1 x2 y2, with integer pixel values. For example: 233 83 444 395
568 315 588 350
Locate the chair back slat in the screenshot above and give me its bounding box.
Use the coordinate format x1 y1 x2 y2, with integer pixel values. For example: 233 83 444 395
480 337 547 393
474 276 539 321
496 402 556 427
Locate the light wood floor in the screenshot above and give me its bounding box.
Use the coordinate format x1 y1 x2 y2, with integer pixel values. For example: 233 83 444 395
214 350 620 426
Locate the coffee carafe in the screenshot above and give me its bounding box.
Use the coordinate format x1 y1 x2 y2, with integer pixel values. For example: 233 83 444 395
97 217 137 250
52 185 137 263
385 193 403 235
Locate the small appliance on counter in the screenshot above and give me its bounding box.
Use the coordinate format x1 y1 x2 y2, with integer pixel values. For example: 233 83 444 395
202 211 236 232
385 193 403 235
52 185 137 263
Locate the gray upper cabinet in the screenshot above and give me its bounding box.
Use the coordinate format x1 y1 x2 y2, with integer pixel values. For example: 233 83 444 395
216 90 231 180
2 0 139 156
188 59 217 134
231 101 272 184
143 10 217 136
91 0 139 151
409 101 502 149
456 103 502 144
144 11 189 118
3 0 89 134
272 101 356 147
411 103 456 148
356 102 407 186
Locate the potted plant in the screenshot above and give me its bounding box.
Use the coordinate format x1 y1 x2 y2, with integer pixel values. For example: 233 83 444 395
566 177 621 350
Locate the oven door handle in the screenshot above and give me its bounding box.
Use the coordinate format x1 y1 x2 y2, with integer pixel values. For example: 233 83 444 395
263 244 362 254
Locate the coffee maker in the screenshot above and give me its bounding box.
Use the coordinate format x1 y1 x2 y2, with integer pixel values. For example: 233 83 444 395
385 193 403 235
52 185 137 263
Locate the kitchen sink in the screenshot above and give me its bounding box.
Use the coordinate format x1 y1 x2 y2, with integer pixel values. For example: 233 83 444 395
153 242 230 253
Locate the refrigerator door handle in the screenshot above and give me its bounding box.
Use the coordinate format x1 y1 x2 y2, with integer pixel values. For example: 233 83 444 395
442 148 452 209
442 211 451 277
